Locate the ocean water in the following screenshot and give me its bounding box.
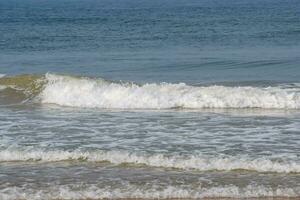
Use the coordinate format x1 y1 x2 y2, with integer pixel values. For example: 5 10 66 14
1 0 300 199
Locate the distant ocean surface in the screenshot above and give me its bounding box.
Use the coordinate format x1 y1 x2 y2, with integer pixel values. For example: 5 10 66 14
1 0 300 199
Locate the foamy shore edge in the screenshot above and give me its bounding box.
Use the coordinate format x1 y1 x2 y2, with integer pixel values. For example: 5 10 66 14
82 198 300 200
1 184 299 200
1 150 300 173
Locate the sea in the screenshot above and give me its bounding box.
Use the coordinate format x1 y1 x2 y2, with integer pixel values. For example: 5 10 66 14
0 0 300 199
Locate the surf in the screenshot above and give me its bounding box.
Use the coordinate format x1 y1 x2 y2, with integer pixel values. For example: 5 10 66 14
1 184 299 200
1 73 300 109
1 149 300 173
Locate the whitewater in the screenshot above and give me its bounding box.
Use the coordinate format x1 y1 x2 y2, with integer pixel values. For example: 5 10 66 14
0 149 300 173
1 184 299 200
2 73 300 109
41 74 300 109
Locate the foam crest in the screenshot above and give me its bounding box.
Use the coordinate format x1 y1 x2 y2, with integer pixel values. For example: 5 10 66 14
0 85 7 91
0 184 299 200
0 74 6 90
41 74 300 109
1 150 299 173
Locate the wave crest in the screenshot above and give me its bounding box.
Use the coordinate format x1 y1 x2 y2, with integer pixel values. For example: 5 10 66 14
41 74 300 109
1 73 300 109
1 149 300 173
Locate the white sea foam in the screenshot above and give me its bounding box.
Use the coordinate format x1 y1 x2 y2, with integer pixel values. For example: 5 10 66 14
0 85 7 91
1 149 299 173
0 74 6 90
0 184 299 200
40 74 300 109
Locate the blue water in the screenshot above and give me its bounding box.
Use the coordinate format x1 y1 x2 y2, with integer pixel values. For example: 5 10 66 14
1 0 300 199
1 0 300 83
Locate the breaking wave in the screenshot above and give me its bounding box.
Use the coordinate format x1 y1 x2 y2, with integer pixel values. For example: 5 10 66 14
1 149 300 173
1 73 300 109
0 184 299 200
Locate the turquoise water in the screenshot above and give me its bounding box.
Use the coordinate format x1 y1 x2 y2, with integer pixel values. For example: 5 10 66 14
0 0 300 199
